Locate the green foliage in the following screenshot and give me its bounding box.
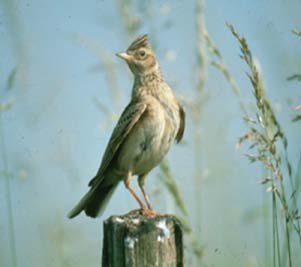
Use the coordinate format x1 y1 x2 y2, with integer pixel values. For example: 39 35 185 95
287 74 301 81
5 67 17 91
292 29 301 36
1 68 16 113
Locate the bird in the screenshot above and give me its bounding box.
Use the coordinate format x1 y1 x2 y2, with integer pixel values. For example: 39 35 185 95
68 34 185 219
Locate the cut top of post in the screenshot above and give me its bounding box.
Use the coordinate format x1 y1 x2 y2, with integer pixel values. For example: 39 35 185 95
102 209 184 267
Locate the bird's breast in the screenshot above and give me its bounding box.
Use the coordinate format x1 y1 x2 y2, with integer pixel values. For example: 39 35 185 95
115 99 177 175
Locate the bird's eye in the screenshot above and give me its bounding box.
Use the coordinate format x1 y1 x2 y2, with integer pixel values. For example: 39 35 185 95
139 50 146 57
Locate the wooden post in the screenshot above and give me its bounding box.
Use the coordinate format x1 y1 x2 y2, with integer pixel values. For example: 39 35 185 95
102 209 184 267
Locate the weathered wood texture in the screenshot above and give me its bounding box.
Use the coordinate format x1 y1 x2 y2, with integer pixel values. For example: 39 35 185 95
102 209 183 267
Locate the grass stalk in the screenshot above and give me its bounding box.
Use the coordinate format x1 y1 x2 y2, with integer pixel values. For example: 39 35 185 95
0 114 17 267
192 0 207 229
272 190 281 267
203 20 301 266
159 160 203 258
225 22 300 266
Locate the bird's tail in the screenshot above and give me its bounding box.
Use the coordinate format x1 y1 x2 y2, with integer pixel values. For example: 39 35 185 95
68 180 118 219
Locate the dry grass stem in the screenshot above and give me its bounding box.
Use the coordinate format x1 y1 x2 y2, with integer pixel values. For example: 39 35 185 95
226 22 301 267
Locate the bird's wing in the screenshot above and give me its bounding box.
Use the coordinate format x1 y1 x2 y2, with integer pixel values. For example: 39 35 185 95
175 103 185 143
89 101 147 186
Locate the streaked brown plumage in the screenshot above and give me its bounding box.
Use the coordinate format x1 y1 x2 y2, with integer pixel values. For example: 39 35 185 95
68 35 185 218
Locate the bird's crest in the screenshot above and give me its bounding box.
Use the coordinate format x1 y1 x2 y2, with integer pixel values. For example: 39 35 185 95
127 34 150 51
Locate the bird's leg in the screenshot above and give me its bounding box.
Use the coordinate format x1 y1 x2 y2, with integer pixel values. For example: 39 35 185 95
124 172 159 217
138 173 152 210
124 171 146 210
138 174 160 217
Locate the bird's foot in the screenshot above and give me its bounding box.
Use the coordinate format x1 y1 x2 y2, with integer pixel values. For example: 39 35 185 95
141 208 161 217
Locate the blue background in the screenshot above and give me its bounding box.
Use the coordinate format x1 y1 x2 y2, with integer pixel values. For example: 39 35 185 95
1 0 301 266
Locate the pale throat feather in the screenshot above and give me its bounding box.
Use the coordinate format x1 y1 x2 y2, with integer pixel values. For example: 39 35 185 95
132 66 165 97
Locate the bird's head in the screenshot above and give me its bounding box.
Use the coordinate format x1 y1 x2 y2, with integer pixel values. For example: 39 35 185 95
116 35 159 76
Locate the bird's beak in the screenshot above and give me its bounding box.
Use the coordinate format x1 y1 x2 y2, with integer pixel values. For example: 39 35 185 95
116 52 132 61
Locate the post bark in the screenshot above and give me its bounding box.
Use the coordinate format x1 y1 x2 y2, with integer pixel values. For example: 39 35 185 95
102 209 184 267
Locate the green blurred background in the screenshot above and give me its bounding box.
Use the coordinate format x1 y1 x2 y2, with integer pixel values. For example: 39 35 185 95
1 0 300 266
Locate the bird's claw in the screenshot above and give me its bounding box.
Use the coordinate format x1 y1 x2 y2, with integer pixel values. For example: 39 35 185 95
141 208 161 217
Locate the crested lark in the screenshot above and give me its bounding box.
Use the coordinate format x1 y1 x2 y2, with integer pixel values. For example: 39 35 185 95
68 35 185 218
